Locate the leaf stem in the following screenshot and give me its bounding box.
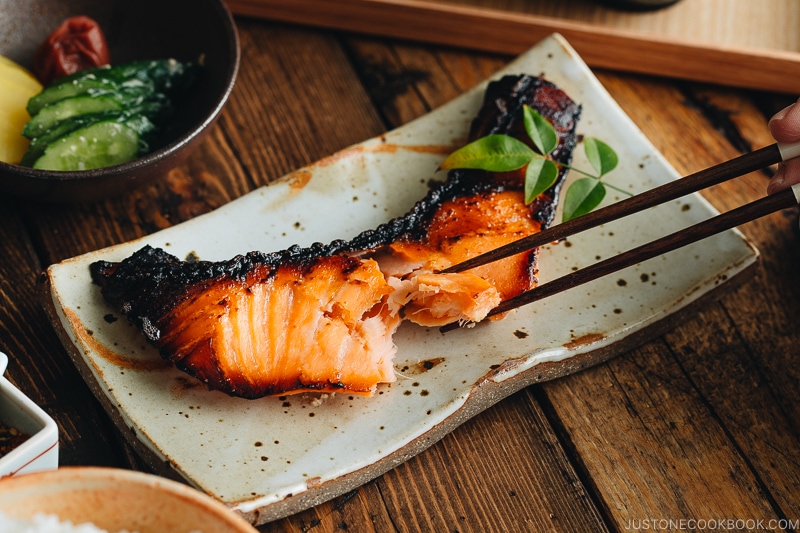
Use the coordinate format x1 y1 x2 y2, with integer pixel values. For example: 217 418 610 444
551 159 632 197
604 182 632 196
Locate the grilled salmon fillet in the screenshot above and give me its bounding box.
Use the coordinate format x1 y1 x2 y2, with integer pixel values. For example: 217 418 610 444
90 75 581 398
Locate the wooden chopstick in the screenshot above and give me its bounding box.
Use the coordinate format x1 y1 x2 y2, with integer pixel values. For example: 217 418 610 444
439 141 800 332
442 142 793 275
442 184 799 332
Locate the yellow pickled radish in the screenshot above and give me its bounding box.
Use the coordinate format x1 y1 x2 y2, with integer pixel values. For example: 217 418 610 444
0 56 43 164
0 55 43 93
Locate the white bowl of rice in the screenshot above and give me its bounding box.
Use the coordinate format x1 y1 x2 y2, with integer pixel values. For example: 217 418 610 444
0 467 258 533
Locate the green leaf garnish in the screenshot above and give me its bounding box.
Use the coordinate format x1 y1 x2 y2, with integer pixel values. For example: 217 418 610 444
439 134 534 172
523 105 558 155
524 158 558 204
563 178 606 221
584 137 618 176
440 106 626 222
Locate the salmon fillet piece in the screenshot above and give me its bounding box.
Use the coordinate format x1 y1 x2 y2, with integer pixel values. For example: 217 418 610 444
167 254 396 396
90 75 581 398
91 249 401 397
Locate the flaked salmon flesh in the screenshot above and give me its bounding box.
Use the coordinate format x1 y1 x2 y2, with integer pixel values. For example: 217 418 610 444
90 75 581 399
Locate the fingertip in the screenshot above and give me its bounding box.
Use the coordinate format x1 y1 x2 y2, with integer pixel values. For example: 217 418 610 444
770 105 791 124
767 166 786 195
769 97 800 141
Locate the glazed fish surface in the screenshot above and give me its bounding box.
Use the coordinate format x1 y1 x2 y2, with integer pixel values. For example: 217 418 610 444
90 75 581 399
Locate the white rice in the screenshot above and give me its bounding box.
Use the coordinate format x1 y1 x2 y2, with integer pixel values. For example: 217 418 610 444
0 512 131 533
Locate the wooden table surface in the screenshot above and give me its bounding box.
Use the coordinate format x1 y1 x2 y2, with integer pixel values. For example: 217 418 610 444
2 10 800 533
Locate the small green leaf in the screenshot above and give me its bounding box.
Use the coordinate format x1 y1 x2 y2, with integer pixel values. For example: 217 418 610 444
523 106 558 155
441 104 621 223
524 158 559 203
584 137 618 176
439 134 534 172
563 178 606 221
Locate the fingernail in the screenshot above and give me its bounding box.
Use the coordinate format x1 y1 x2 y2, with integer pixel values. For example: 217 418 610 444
788 98 800 119
770 105 792 125
769 97 800 125
767 166 786 195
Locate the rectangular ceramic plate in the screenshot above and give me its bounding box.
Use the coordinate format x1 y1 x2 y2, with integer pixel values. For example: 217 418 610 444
43 34 758 525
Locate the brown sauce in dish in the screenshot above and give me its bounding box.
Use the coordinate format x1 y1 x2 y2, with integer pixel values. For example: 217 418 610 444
0 422 30 458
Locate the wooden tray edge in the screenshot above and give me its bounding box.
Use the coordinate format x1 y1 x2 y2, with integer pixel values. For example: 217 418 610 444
226 0 800 94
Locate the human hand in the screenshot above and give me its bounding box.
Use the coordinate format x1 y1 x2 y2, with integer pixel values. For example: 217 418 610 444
767 97 800 195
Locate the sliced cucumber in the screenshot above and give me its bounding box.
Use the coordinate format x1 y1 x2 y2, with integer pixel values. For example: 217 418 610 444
22 115 94 167
27 76 152 116
121 113 157 148
136 59 202 96
21 111 156 167
23 94 122 139
32 120 142 171
23 85 162 139
22 58 200 171
62 60 181 86
27 59 199 116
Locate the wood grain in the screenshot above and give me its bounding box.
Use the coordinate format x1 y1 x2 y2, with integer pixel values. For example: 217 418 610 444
226 0 800 93
0 203 123 468
2 12 799 533
547 72 800 530
543 340 782 529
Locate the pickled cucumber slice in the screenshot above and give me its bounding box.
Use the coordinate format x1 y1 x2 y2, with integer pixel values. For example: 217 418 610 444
21 111 156 167
27 76 147 116
26 59 198 115
21 58 200 170
23 86 160 139
23 94 123 139
32 120 141 171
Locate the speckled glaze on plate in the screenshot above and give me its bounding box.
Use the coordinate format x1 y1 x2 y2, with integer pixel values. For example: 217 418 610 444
41 34 758 525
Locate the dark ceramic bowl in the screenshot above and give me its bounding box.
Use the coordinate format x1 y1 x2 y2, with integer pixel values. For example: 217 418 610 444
0 0 239 202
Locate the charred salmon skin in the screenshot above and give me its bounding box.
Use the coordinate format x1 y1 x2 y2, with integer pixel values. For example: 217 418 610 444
90 74 581 398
